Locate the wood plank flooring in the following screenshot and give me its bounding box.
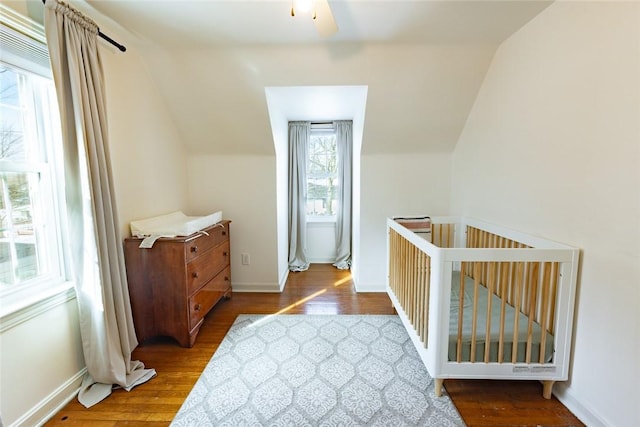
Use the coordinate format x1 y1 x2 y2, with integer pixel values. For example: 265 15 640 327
45 264 583 426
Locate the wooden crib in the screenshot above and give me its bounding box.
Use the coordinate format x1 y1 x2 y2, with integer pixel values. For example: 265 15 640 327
386 216 579 399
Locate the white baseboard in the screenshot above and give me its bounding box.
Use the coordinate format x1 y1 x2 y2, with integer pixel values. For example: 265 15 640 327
553 383 609 427
279 270 289 291
11 368 85 427
353 282 386 292
307 258 334 263
232 282 283 293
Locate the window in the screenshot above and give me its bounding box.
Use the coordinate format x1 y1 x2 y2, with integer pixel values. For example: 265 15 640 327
0 20 68 317
306 128 338 218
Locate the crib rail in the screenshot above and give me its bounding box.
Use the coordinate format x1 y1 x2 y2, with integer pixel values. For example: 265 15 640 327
455 260 558 364
432 222 456 248
387 216 579 396
388 227 431 346
462 226 560 362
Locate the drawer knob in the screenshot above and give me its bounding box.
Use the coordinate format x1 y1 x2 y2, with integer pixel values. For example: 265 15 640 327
191 245 198 253
223 251 228 257
224 276 229 281
222 231 227 236
194 303 201 312
192 272 199 278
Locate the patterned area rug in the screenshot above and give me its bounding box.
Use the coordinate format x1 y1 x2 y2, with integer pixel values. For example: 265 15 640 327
171 315 464 426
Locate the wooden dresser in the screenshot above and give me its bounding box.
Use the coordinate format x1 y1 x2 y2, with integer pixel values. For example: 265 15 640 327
124 220 231 347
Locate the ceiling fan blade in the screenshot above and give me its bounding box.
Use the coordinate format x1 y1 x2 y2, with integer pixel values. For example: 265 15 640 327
313 0 338 38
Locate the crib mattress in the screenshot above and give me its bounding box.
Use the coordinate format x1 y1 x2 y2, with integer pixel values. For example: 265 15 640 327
449 271 554 363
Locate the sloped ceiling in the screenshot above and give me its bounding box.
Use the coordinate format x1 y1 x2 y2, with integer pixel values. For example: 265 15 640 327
82 0 552 155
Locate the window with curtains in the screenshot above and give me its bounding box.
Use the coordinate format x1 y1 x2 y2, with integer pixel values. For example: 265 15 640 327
0 19 68 318
306 127 338 218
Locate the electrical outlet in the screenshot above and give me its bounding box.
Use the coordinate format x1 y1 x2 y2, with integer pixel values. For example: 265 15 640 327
241 253 250 265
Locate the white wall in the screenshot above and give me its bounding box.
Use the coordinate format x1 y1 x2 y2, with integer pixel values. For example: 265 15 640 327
0 297 84 426
103 49 189 236
451 3 640 426
186 151 452 293
306 222 337 263
357 152 452 290
269 106 290 289
187 155 280 292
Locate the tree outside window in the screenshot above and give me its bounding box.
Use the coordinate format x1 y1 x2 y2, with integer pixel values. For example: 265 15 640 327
306 132 338 217
0 64 62 288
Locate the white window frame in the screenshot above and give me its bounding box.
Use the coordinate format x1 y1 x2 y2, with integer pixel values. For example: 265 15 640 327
0 7 73 326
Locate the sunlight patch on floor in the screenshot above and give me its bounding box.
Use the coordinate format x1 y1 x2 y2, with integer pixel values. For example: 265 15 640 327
250 289 330 326
333 276 351 287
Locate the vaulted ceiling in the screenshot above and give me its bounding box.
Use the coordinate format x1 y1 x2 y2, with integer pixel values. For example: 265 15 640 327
26 1 554 155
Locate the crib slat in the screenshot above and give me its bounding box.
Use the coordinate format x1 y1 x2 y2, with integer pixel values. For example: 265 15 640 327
412 244 418 328
484 231 491 279
407 239 414 326
389 230 395 290
405 238 411 324
395 232 401 305
498 262 509 363
457 262 466 362
525 262 540 364
484 262 496 363
423 254 431 346
539 262 552 363
416 249 422 341
470 263 481 363
406 241 412 324
400 235 406 313
508 256 516 306
549 262 558 333
408 243 414 326
511 262 524 363
404 238 411 319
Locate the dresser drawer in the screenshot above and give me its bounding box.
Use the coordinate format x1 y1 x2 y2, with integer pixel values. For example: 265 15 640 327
188 269 230 330
185 223 229 262
125 220 231 347
186 241 229 295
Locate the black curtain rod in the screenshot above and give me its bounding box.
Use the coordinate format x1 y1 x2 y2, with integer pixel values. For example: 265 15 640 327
42 0 126 52
97 31 126 52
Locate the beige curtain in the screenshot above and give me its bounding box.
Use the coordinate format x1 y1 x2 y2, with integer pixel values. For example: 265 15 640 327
333 120 352 270
44 0 155 408
288 121 310 271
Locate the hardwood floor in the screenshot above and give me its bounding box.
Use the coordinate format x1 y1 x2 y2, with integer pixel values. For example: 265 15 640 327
45 264 583 426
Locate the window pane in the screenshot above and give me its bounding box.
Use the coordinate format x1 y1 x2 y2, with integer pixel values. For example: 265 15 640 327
0 172 39 285
0 62 63 294
0 67 27 161
306 132 338 217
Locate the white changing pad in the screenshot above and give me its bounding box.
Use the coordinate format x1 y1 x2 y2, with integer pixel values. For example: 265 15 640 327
130 211 222 248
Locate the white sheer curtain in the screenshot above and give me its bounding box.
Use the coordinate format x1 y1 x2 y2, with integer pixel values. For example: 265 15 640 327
288 121 310 271
333 120 353 270
44 0 155 408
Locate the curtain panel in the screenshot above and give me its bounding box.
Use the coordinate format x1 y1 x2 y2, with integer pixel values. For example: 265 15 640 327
44 0 155 408
288 121 310 272
333 120 353 270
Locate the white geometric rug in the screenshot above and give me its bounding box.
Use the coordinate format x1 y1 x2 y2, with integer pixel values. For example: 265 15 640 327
171 315 465 426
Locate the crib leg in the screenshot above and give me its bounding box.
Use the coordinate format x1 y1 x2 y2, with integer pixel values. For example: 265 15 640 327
434 378 444 397
542 380 555 399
